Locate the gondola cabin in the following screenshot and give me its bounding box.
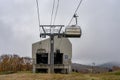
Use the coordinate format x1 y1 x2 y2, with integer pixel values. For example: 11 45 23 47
65 25 82 38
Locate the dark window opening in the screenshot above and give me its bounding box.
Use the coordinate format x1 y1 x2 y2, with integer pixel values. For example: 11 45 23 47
36 53 48 64
36 69 48 73
54 69 62 73
54 53 63 64
54 69 68 74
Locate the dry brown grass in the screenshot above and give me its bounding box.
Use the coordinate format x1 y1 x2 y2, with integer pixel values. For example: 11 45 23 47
0 72 120 80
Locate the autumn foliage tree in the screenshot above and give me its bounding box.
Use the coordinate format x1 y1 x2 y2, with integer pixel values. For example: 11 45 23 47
0 54 32 72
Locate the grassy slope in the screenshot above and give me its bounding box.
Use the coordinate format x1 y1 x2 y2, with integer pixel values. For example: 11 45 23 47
0 71 120 80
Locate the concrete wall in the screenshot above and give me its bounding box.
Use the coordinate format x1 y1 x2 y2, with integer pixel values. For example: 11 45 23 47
32 37 72 73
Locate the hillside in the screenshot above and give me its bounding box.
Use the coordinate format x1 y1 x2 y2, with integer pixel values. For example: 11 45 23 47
99 62 120 68
72 63 110 73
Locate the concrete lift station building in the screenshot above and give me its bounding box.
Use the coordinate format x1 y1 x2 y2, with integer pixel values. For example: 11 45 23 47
32 37 72 73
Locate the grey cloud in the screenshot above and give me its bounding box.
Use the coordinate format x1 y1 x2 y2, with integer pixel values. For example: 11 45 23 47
0 0 120 64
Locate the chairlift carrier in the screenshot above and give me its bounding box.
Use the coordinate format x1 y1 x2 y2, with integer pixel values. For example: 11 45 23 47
65 25 82 37
65 14 82 38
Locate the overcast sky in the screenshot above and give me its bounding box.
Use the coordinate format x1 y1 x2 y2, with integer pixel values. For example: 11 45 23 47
0 0 120 65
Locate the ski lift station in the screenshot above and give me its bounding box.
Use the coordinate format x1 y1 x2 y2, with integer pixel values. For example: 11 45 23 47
32 24 82 73
32 17 82 73
32 37 72 73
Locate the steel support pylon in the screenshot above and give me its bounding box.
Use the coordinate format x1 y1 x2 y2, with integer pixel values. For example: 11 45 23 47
40 25 64 73
50 34 54 73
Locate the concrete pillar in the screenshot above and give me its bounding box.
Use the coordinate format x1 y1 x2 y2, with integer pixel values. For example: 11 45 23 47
48 67 51 73
33 65 36 73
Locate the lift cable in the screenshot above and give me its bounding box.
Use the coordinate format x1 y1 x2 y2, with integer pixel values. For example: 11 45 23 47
35 0 41 31
36 0 43 42
53 0 60 25
50 0 56 25
68 0 83 25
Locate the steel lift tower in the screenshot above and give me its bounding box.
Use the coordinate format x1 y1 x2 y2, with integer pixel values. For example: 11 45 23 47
40 25 65 73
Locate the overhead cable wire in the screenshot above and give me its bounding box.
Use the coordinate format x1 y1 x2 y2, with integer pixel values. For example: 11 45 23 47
36 0 41 29
36 0 42 41
75 0 83 14
53 0 60 25
50 0 56 25
68 0 83 25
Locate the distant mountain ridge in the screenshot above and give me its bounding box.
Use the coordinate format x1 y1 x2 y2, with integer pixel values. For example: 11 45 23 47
71 63 109 73
99 62 120 68
72 63 91 70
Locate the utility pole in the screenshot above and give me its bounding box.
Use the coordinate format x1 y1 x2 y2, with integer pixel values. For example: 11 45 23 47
40 25 64 73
